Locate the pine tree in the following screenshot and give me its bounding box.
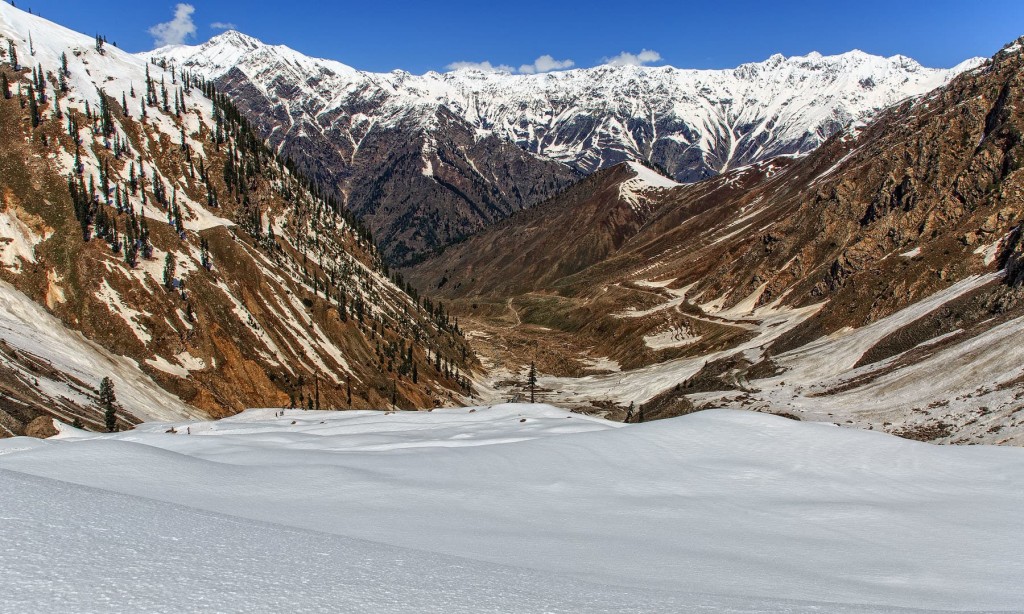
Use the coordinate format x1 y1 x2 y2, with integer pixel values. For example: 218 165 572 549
1 71 9 100
162 251 176 289
27 85 39 127
7 39 17 71
527 362 537 404
199 237 212 270
98 377 118 432
98 90 114 136
59 52 69 92
123 235 137 268
140 218 153 258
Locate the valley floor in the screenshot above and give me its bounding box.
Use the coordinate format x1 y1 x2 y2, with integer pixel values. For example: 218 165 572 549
458 273 1024 446
1 405 1022 612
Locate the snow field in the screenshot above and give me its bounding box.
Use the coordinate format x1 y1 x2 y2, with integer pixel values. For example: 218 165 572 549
1 405 1022 612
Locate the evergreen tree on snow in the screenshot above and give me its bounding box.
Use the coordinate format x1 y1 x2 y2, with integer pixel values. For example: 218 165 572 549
7 39 18 71
27 85 39 127
199 237 212 270
98 377 118 432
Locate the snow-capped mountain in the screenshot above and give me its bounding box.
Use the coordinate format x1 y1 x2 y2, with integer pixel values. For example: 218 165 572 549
147 34 980 263
153 32 977 180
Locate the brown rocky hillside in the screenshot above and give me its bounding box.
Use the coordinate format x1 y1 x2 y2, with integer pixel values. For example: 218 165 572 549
0 6 475 436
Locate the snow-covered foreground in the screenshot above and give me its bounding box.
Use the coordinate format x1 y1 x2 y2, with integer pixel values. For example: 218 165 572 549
1 405 1022 613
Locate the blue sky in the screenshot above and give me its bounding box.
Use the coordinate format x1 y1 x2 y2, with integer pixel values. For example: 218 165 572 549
17 0 1024 72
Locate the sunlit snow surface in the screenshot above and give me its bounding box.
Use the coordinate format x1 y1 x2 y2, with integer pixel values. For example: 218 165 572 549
1 405 1022 613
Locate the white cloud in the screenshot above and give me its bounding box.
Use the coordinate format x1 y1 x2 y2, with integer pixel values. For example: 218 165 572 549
603 49 663 67
148 3 197 48
447 54 574 75
210 22 237 30
445 60 516 73
518 55 574 74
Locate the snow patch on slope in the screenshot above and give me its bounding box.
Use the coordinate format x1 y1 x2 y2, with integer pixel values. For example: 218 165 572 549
618 162 681 210
0 280 200 422
0 209 48 272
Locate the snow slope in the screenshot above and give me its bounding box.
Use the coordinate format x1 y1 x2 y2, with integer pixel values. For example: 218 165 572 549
1 405 1022 612
534 270 1024 444
2 469 847 614
0 280 201 422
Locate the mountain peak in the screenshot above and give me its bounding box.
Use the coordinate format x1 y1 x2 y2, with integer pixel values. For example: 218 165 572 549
207 29 263 50
147 32 973 179
145 29 267 75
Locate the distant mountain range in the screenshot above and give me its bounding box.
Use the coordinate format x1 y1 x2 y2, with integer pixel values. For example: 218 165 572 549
150 33 980 263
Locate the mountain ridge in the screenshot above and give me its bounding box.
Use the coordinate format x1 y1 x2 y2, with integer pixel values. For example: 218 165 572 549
152 30 981 177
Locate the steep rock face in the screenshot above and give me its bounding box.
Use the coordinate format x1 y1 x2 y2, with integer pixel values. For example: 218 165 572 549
148 34 975 263
0 4 474 433
410 39 1024 445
